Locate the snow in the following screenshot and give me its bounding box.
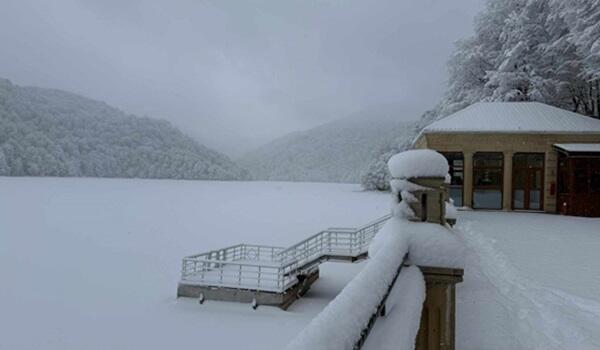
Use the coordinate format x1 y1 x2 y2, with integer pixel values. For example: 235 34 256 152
2 177 600 349
0 177 388 350
445 201 458 219
405 221 465 268
371 218 465 270
364 266 426 350
421 102 600 134
387 149 449 179
289 160 463 350
286 217 409 350
456 211 600 349
553 143 600 153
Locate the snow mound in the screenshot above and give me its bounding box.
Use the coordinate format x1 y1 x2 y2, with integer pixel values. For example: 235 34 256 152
405 221 465 268
373 218 465 269
387 149 449 179
445 201 458 219
364 265 426 350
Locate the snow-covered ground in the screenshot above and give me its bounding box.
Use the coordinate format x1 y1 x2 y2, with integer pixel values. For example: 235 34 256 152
1 177 600 349
0 177 386 349
456 211 600 349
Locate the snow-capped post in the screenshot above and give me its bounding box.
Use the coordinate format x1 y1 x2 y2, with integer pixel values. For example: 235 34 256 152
285 150 464 350
387 149 450 225
387 149 464 350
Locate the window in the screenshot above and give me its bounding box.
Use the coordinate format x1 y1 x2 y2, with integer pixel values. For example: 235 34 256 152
571 158 600 194
473 152 503 209
442 152 464 207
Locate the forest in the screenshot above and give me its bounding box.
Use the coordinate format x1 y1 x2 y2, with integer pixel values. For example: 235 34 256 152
0 79 249 180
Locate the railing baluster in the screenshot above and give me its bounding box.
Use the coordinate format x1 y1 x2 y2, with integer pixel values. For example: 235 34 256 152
179 215 391 293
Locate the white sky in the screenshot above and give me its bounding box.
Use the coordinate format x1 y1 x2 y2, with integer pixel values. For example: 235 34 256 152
0 0 485 156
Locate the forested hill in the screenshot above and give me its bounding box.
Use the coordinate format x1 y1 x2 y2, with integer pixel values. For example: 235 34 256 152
362 0 600 191
240 112 417 184
0 78 249 180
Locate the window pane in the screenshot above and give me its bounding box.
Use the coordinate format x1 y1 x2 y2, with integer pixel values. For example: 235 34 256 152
514 171 525 189
474 153 503 167
443 153 464 201
533 170 543 189
590 160 600 193
513 155 528 167
558 157 570 194
574 168 588 193
449 187 463 207
474 170 502 187
529 190 541 210
452 171 463 185
514 154 544 168
473 190 502 209
514 190 525 209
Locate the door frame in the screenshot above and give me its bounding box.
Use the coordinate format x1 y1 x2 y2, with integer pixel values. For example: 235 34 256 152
511 152 545 211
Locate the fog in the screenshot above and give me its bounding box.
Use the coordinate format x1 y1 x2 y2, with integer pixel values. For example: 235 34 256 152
0 0 484 156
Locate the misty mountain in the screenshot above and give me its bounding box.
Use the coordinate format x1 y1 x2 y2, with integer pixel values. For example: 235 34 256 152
0 78 249 180
240 111 417 183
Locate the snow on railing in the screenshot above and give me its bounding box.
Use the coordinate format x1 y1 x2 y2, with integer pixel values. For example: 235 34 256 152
180 215 391 293
285 217 411 350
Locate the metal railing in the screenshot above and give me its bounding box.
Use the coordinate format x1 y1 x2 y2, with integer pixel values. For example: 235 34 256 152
180 214 392 293
353 254 409 350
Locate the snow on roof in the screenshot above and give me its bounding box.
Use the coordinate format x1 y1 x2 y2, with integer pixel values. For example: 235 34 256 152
422 102 600 134
387 149 448 179
553 143 600 153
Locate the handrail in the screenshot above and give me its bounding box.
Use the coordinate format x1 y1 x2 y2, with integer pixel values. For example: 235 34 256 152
180 214 392 293
353 253 409 350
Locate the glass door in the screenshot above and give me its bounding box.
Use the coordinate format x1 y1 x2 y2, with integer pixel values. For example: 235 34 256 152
513 153 544 210
473 152 503 209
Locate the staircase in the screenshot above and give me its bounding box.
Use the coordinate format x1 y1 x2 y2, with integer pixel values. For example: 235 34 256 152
177 214 391 308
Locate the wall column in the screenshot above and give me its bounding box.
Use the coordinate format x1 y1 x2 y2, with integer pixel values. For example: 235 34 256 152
415 266 464 350
463 151 473 208
503 151 513 210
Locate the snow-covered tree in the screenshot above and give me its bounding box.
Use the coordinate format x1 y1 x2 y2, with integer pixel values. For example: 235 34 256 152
242 111 417 184
0 149 9 175
0 79 250 180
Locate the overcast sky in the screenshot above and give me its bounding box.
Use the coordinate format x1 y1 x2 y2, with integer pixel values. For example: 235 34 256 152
0 0 484 156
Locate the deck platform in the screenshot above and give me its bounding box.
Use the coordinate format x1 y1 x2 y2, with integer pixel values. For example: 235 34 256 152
177 215 390 309
178 268 320 309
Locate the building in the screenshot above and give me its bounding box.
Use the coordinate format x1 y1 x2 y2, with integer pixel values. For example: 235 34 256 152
414 102 600 217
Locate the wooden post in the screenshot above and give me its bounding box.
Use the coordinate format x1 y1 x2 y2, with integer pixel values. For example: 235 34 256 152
415 266 464 350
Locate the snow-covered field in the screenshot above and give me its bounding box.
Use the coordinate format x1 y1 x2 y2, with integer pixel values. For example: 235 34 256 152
1 177 600 349
0 177 387 349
